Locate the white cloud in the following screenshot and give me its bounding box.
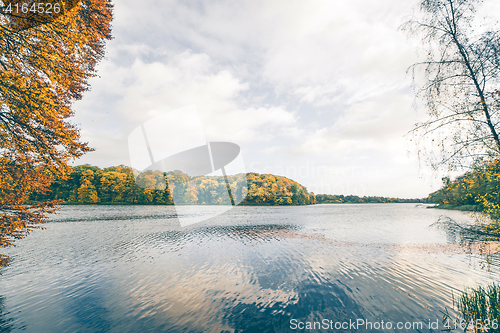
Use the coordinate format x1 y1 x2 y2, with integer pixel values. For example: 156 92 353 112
293 91 420 155
203 106 297 143
74 49 297 166
71 0 461 197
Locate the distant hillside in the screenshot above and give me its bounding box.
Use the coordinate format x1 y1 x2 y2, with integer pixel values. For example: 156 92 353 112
30 165 315 206
316 194 427 204
30 165 424 206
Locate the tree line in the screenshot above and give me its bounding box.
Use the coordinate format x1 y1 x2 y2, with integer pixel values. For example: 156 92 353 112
316 194 426 204
30 165 316 206
428 160 500 219
30 164 427 206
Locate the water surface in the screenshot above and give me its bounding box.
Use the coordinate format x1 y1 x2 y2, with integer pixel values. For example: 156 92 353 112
0 204 498 332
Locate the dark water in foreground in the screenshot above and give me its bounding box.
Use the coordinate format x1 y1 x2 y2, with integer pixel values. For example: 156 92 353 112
0 204 499 332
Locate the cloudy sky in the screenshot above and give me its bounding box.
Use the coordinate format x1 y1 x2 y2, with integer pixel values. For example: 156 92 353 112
71 0 469 198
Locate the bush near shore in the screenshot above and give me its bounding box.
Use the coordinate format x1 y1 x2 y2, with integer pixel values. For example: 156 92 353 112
428 160 500 221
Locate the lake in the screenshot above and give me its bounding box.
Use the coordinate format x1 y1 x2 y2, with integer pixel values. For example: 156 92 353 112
0 204 498 332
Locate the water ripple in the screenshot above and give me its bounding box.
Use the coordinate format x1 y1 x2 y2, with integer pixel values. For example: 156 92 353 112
0 204 499 332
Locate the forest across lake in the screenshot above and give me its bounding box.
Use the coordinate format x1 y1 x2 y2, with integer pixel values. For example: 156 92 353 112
30 165 426 206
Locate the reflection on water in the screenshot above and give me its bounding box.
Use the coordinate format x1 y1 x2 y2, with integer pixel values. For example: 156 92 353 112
0 296 14 333
0 204 499 332
432 214 500 267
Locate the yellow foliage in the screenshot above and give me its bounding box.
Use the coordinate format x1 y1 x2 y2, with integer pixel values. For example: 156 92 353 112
0 0 113 266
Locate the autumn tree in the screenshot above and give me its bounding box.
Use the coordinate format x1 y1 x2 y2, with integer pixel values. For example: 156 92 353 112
77 169 100 203
0 0 113 265
404 0 500 170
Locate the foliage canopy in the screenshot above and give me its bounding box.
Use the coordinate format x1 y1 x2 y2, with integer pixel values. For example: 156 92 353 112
0 0 113 266
31 166 317 206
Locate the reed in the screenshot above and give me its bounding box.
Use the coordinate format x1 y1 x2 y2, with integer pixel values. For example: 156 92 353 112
450 284 500 332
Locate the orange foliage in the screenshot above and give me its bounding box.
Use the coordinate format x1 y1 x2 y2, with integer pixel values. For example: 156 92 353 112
2 0 80 31
0 0 113 266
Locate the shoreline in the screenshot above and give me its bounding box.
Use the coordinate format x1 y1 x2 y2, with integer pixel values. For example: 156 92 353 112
427 204 479 212
38 201 428 207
